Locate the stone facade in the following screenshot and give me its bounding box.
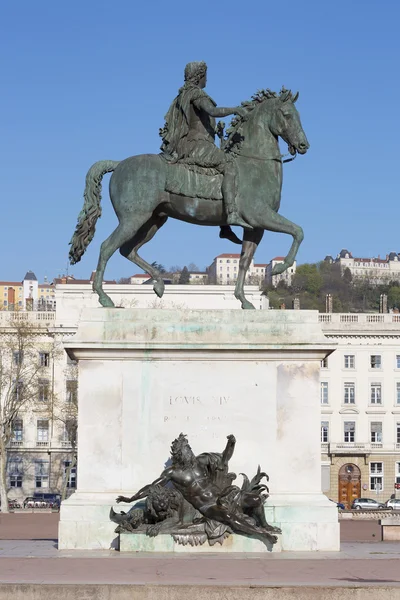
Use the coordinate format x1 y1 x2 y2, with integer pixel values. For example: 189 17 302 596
331 249 400 284
207 254 267 285
319 312 400 507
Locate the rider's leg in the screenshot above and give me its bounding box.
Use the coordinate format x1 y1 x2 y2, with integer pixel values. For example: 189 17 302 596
222 163 253 229
219 225 242 245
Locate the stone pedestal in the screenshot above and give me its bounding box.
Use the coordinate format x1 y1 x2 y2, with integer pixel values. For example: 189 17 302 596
58 308 339 551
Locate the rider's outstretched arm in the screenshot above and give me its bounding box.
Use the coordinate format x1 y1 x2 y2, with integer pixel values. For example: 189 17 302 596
194 97 244 119
116 469 171 504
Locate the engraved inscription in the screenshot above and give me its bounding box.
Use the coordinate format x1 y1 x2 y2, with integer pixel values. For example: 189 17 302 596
164 394 231 424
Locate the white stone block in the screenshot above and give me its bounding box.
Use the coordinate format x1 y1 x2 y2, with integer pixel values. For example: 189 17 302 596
59 309 339 552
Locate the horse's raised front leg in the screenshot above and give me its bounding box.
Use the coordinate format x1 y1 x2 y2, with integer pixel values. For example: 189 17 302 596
120 215 168 299
257 207 304 277
235 229 264 310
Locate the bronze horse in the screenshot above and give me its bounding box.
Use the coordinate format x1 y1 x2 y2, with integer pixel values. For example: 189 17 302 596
69 88 309 309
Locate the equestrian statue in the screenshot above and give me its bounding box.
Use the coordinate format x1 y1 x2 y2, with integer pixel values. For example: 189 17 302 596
69 61 309 309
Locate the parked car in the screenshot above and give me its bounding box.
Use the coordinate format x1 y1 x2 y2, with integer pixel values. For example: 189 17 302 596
329 499 345 510
23 493 61 509
385 499 400 510
351 498 385 510
8 499 21 509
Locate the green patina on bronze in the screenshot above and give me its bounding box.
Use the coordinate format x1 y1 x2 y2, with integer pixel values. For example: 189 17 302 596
69 62 309 310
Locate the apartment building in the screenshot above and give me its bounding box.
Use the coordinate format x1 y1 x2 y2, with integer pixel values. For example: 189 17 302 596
0 271 55 311
319 313 400 508
265 257 297 287
207 254 267 285
330 249 400 284
3 311 77 503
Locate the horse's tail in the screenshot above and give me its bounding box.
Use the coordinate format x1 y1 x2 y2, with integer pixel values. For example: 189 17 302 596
69 160 120 265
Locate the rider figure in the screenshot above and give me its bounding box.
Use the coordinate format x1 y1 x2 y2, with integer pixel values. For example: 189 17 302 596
160 61 250 230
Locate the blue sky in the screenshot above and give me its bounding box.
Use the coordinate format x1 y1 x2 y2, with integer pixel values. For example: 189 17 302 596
1 0 399 282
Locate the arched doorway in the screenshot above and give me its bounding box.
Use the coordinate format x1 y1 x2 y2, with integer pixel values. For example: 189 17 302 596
339 464 361 509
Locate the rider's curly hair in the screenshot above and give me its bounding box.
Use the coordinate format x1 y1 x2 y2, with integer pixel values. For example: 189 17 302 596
184 61 207 86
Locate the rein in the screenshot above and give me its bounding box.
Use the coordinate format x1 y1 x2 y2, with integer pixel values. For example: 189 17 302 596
238 151 297 164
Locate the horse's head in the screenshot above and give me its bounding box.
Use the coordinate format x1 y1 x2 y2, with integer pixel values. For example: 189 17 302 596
269 89 310 156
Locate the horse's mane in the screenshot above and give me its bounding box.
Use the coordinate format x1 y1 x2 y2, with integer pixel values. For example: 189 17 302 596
224 87 298 156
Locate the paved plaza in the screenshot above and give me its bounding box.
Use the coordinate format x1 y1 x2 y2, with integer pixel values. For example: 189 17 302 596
1 513 400 600
0 537 399 586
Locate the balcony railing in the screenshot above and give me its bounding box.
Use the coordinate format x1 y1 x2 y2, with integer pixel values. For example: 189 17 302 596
9 440 23 447
327 442 400 454
36 441 49 447
330 442 368 453
0 311 55 325
319 313 400 326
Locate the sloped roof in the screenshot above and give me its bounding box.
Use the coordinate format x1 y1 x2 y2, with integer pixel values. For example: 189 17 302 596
24 271 37 281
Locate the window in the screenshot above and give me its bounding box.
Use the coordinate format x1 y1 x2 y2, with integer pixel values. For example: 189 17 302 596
396 355 400 369
344 355 355 369
320 382 329 404
8 459 22 488
38 379 50 402
344 382 355 404
13 351 23 366
66 380 78 404
13 380 23 402
370 421 382 443
344 421 355 443
396 382 400 405
37 419 49 442
321 357 328 369
370 355 382 369
370 462 383 491
35 460 49 488
226 259 230 263
370 383 382 405
12 419 23 442
63 419 77 444
397 423 400 445
64 461 77 488
39 352 50 367
321 421 329 443
396 462 400 486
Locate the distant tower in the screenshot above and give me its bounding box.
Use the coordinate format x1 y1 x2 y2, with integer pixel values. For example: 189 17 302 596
380 294 388 314
23 271 38 310
292 297 300 310
326 294 333 313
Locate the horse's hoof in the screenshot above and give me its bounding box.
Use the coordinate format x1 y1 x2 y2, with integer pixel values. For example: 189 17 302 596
271 262 290 276
242 300 256 310
153 280 165 298
99 297 115 308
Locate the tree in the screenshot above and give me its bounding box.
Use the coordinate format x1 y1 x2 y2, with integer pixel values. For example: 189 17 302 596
187 263 200 272
117 277 131 284
179 266 190 284
0 320 59 513
388 286 400 311
343 267 353 285
169 265 182 274
53 362 78 500
151 262 166 274
291 264 323 295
